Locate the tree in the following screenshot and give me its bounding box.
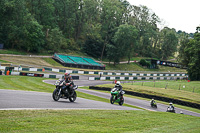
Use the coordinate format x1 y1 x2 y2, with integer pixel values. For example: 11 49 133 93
183 33 200 81
82 23 103 58
112 24 138 65
177 32 190 67
131 5 160 57
46 28 68 53
54 0 79 38
26 0 56 29
160 27 178 60
100 0 125 61
22 15 45 52
0 0 194 58
0 0 45 52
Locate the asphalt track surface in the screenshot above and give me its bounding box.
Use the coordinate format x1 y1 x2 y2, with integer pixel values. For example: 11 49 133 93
45 80 200 117
0 89 137 110
0 79 199 117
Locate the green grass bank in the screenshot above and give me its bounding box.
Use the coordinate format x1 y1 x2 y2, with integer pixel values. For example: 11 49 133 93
96 81 200 105
0 110 199 133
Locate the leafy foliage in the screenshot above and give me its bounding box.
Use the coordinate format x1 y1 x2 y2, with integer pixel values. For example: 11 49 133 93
0 0 194 63
139 59 150 68
178 32 200 81
185 33 200 81
112 24 138 64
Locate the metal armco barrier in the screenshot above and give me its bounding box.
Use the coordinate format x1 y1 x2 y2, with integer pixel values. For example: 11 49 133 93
89 86 200 109
10 72 79 79
89 76 186 80
0 66 187 80
20 72 44 77
72 76 79 80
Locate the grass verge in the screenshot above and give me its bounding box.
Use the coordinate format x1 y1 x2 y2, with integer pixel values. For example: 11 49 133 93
96 82 200 104
128 80 200 94
0 110 199 133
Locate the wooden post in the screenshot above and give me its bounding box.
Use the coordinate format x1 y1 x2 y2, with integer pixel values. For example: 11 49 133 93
165 83 168 89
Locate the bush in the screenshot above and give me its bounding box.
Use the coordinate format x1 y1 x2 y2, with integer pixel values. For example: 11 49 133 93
139 59 151 68
139 59 147 66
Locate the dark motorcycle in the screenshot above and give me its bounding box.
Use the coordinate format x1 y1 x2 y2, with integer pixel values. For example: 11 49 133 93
166 106 175 113
150 101 157 108
52 79 78 102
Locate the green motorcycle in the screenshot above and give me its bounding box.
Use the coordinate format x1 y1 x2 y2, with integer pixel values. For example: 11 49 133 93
110 87 125 106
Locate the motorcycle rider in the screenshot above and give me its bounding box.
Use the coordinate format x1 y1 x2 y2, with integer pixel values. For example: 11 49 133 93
114 81 123 98
62 73 74 96
169 102 175 110
150 99 156 105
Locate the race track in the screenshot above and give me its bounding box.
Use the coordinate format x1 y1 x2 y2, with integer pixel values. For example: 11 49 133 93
0 89 138 110
46 80 200 117
0 79 199 117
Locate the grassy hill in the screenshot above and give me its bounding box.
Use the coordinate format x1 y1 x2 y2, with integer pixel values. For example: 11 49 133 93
105 63 186 72
0 51 186 72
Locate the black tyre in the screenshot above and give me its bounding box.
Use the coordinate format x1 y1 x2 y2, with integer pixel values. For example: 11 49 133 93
69 91 77 102
110 95 114 104
118 97 124 106
52 88 60 101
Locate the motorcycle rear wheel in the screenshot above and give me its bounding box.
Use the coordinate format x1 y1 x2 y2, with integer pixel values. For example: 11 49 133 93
151 104 157 108
69 91 77 102
52 88 60 101
118 97 124 106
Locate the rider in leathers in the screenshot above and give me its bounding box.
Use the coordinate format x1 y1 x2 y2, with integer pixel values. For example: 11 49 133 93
114 81 123 99
63 73 74 96
150 99 156 105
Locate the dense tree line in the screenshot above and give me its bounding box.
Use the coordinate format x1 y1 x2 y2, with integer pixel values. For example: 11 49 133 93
0 0 193 64
178 31 200 81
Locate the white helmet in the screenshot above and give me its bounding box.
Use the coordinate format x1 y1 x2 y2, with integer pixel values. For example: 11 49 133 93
169 102 173 105
116 81 121 85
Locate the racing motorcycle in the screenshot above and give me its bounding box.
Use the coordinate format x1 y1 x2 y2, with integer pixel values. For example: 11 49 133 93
52 79 78 102
150 101 157 108
166 106 175 113
110 87 125 106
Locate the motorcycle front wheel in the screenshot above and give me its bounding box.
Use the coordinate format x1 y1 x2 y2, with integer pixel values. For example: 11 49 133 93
69 91 77 102
52 88 60 101
110 95 115 104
